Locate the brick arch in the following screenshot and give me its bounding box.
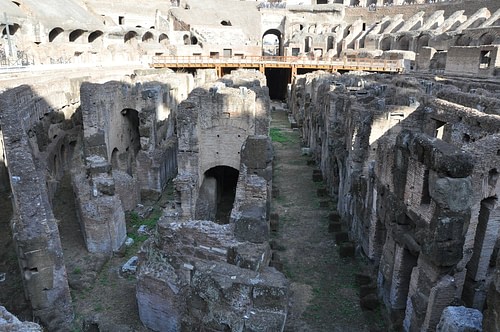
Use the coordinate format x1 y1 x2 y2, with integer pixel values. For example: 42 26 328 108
380 36 392 51
263 28 283 56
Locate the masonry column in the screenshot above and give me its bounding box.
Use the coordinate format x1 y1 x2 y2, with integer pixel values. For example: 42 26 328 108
0 88 73 331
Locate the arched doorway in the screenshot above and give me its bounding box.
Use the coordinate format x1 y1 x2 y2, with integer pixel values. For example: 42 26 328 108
119 108 141 175
262 29 282 56
380 36 392 51
196 166 239 224
49 27 64 42
397 35 411 51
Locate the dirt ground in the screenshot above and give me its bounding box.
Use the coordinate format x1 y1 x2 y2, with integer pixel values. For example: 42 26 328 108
0 105 387 332
270 106 387 332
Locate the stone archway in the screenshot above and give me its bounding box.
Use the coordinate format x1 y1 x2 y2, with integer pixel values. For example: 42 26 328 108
262 28 283 56
196 165 239 224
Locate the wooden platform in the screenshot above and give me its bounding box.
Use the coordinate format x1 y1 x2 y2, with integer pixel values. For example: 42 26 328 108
150 55 404 77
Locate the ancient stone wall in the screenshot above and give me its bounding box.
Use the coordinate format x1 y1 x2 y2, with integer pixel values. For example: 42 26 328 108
74 70 195 253
290 71 500 330
175 70 270 221
137 69 286 332
0 67 205 328
0 86 74 331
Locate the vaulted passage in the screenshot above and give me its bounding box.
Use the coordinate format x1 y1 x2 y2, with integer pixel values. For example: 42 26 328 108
198 166 239 224
265 68 290 100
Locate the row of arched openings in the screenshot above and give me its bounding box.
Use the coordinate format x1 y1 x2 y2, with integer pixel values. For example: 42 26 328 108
47 27 170 45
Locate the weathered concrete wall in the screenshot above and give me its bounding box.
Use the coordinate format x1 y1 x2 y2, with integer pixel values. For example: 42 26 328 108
290 71 500 330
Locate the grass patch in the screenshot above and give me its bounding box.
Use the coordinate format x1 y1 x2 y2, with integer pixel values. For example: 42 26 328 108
270 128 288 143
270 127 300 145
125 207 162 256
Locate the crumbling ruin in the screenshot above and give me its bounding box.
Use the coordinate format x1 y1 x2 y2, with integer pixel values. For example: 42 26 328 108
0 0 499 331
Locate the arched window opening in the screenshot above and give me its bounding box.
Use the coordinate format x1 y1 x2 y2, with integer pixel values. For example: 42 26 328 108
49 27 64 42
456 34 472 47
397 36 410 51
262 29 282 56
121 108 141 158
305 36 313 53
417 35 430 50
159 33 169 45
69 29 85 42
191 36 198 45
327 36 335 51
2 23 19 36
88 30 103 43
183 34 190 45
479 33 495 46
197 166 239 224
124 31 138 43
111 148 120 170
142 32 154 43
380 36 391 51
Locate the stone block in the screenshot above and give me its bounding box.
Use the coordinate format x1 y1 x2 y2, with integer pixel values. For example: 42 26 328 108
307 159 315 166
85 155 110 174
243 310 287 332
94 175 115 195
436 306 482 332
121 256 139 277
227 242 271 272
429 176 472 212
252 268 289 312
241 136 273 170
319 200 329 208
234 205 269 243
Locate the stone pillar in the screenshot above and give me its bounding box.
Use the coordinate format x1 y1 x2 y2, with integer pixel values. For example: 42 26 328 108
232 136 273 243
0 88 73 331
389 244 418 311
422 276 457 331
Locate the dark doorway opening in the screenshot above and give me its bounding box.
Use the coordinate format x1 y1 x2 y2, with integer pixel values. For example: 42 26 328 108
265 68 290 100
121 108 141 157
200 166 239 224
